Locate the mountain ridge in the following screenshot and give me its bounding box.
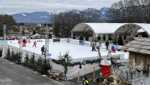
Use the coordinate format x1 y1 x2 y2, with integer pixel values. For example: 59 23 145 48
12 12 53 24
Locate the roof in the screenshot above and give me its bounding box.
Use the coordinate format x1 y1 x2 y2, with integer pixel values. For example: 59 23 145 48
138 29 145 33
124 38 150 55
72 23 150 35
116 23 150 34
136 23 150 34
85 23 125 34
72 23 124 34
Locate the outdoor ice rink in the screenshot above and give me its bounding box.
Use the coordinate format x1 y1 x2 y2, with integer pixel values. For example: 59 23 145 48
7 39 128 62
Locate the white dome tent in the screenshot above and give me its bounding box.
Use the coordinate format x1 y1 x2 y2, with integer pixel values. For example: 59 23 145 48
72 23 150 44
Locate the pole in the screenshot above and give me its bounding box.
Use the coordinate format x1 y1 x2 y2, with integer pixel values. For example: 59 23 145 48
45 35 52 73
93 65 96 82
3 24 6 40
45 38 49 63
78 71 80 81
97 46 101 65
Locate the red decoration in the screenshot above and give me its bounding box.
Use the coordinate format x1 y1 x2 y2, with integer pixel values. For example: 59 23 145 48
101 65 111 78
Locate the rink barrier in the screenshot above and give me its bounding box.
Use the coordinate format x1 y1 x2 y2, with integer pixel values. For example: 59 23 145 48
0 39 127 80
0 44 101 80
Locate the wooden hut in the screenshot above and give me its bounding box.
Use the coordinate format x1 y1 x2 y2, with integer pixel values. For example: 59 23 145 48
124 38 150 73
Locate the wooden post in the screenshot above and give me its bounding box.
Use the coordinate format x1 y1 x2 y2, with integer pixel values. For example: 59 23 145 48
93 65 96 82
78 71 80 81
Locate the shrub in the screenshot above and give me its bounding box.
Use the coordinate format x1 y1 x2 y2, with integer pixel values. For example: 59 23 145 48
0 50 2 57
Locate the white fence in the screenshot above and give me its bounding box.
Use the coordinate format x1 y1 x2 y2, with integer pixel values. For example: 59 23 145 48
60 38 91 46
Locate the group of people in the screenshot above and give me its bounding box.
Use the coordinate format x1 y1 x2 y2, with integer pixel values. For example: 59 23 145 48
91 40 118 53
18 39 29 47
18 39 47 56
18 39 37 47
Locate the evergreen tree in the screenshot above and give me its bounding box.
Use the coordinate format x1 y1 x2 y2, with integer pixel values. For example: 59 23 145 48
24 55 29 67
28 54 36 70
5 48 11 60
36 57 43 73
30 54 35 64
59 53 72 79
16 52 22 64
41 59 51 75
0 50 2 57
0 15 16 36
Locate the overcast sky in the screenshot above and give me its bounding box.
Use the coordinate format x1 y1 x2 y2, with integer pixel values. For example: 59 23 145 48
0 0 121 14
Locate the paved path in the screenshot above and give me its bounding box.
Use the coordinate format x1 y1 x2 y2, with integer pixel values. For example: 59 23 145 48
0 58 63 85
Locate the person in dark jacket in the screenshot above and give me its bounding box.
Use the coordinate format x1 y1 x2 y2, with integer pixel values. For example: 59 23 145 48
41 45 45 55
105 41 109 50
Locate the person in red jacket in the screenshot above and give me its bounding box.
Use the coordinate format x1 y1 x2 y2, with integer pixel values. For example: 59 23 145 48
22 39 27 47
111 45 116 53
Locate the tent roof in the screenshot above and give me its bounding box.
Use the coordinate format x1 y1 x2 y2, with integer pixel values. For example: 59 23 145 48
85 23 125 34
138 29 145 33
72 23 150 35
136 23 150 34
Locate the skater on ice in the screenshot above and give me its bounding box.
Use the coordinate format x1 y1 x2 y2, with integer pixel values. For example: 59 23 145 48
22 39 27 47
111 45 116 53
33 41 37 47
41 45 45 55
91 42 96 51
105 41 109 50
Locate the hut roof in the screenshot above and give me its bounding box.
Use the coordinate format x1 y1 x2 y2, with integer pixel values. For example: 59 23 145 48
124 38 150 55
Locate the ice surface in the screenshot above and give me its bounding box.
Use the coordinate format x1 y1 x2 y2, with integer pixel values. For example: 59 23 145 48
8 39 128 62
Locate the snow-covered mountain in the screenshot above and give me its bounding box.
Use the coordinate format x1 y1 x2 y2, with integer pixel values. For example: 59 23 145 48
12 12 53 24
